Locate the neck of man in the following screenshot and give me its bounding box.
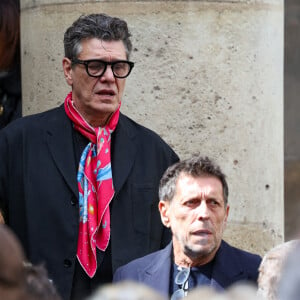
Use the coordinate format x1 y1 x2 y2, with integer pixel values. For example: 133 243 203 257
173 241 219 268
88 114 112 128
71 99 114 128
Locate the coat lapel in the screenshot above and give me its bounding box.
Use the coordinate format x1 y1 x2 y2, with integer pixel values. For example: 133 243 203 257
139 243 173 297
45 111 138 200
45 105 78 197
211 240 245 290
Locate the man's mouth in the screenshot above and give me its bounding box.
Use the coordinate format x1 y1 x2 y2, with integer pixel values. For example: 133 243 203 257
96 89 116 96
192 229 212 235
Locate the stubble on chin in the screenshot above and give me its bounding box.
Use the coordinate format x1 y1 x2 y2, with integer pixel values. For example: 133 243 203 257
184 242 215 259
182 234 220 264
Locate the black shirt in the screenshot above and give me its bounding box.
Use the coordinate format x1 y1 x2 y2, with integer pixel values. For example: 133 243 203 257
170 259 214 297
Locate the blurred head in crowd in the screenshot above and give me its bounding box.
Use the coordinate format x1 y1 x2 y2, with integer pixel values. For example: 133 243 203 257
185 283 261 300
258 239 299 300
23 263 62 300
87 280 167 300
0 0 20 71
277 240 300 300
0 224 26 300
226 283 262 300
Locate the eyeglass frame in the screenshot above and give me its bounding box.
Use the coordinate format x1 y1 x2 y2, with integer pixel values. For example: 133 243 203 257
170 267 190 300
71 58 134 79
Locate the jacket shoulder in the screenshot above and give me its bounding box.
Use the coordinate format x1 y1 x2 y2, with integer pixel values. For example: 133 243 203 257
113 245 169 282
117 113 179 162
119 114 173 145
1 106 64 132
221 240 262 274
0 106 67 140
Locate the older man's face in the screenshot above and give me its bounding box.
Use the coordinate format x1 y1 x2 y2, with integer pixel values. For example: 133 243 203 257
62 38 127 127
159 173 229 266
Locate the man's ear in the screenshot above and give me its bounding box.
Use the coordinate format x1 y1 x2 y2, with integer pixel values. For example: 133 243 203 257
62 57 73 86
0 209 5 224
223 205 230 229
158 200 171 228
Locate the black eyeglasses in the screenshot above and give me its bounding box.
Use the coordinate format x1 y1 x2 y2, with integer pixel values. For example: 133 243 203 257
71 58 134 78
171 267 190 300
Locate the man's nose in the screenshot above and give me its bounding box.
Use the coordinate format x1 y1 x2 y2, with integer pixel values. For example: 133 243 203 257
100 65 115 81
196 201 210 220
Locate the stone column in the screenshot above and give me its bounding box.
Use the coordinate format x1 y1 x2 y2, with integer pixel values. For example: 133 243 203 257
21 0 283 255
284 0 300 240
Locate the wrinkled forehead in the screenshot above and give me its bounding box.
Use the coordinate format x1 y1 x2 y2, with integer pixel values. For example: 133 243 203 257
176 173 224 196
77 38 128 58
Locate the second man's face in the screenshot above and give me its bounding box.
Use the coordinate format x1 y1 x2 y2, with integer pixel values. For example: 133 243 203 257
63 38 127 127
159 173 229 266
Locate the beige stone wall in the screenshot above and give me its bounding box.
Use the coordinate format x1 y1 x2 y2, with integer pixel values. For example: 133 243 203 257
20 0 284 256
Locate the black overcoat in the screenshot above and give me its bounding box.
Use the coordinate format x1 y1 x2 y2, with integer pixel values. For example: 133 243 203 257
0 105 179 299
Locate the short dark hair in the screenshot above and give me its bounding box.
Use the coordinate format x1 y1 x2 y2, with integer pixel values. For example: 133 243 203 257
63 13 132 60
158 155 229 205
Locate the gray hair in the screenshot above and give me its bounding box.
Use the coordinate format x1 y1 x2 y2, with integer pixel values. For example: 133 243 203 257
277 240 300 300
64 14 132 60
158 156 229 205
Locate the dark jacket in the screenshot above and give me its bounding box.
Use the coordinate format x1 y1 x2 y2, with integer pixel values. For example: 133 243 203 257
113 241 262 297
0 105 179 300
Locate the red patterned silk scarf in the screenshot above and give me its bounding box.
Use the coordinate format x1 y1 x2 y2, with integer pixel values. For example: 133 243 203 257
64 92 120 277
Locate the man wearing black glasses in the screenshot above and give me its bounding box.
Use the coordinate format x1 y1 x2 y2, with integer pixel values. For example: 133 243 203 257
114 156 261 299
0 14 178 300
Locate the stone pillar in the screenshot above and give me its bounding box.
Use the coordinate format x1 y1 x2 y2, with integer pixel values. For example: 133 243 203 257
284 0 300 240
20 0 283 256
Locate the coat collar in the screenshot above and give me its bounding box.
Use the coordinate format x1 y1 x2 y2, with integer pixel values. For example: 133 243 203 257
111 113 137 195
138 242 173 297
45 105 78 196
211 240 248 290
45 106 137 198
139 240 250 295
